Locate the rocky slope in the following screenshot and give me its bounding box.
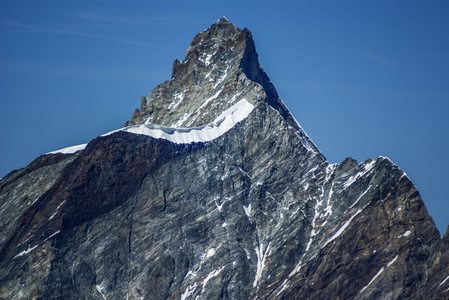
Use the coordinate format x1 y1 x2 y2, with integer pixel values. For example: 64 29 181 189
1 17 448 300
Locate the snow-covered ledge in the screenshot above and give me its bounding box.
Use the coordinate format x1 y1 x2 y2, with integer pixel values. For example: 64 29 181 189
48 99 254 154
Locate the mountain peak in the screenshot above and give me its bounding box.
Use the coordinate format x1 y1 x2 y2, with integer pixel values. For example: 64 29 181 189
2 18 448 300
124 18 287 130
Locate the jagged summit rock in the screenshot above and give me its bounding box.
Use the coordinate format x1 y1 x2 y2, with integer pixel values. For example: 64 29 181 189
1 19 448 300
124 17 289 130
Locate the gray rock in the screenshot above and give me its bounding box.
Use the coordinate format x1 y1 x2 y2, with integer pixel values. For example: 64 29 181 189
0 17 447 300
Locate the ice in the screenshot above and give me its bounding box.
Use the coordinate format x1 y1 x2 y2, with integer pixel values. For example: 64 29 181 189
105 99 254 144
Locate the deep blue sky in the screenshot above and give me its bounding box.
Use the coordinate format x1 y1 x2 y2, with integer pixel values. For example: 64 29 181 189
1 1 448 233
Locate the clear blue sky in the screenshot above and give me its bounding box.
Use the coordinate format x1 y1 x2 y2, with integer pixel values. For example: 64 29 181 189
1 1 448 233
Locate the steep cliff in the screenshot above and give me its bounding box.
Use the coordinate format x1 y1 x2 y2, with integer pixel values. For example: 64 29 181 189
0 18 448 300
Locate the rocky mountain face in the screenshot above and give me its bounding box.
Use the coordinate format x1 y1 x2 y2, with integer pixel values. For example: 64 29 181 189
1 17 448 300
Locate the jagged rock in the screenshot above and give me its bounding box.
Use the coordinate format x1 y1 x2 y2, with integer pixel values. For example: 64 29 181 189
1 17 448 299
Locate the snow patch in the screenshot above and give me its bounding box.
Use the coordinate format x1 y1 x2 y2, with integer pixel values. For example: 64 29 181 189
387 255 398 267
243 203 252 217
399 230 412 238
168 92 185 110
48 97 253 154
43 230 61 242
48 200 66 220
323 208 363 248
47 143 87 155
214 65 229 88
253 242 271 287
439 274 449 287
202 266 225 292
13 244 39 259
342 160 376 190
349 184 372 209
359 267 385 294
96 285 107 300
105 99 254 144
215 200 224 212
181 282 197 300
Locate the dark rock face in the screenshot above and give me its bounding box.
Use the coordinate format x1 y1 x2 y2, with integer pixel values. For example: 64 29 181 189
1 17 448 299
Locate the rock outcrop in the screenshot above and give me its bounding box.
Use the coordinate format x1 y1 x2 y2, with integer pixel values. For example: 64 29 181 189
1 17 448 299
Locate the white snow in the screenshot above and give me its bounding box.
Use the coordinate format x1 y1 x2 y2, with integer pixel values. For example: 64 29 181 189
205 248 216 259
215 200 224 212
323 208 363 248
201 266 225 292
205 65 215 80
49 200 66 220
359 253 399 294
30 197 40 206
18 235 33 246
253 242 271 287
199 51 216 66
359 267 385 294
285 101 319 154
48 98 253 155
244 248 251 260
349 184 372 209
43 230 61 242
47 143 87 155
214 65 229 88
399 171 410 181
439 274 449 287
387 255 398 267
400 230 412 238
96 285 107 300
181 282 197 300
105 99 254 144
185 88 224 127
168 92 185 110
342 160 376 190
13 244 39 259
200 244 221 261
243 203 252 217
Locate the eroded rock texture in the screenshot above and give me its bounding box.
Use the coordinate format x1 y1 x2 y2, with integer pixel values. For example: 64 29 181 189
1 17 448 300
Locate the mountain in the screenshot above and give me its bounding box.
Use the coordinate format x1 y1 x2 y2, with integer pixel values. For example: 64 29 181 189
1 17 448 300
